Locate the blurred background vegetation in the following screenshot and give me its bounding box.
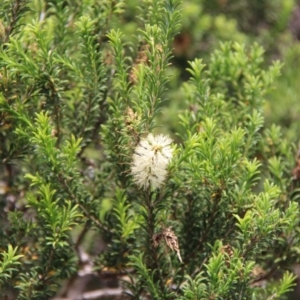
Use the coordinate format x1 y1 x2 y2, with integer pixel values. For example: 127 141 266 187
165 0 300 144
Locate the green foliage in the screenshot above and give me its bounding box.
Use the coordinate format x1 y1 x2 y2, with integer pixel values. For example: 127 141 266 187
0 245 23 284
0 0 300 299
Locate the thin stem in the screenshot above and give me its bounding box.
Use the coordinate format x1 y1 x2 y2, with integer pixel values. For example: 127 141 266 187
58 173 111 233
143 189 166 296
4 0 27 43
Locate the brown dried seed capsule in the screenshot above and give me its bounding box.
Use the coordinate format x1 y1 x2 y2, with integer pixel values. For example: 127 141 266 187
152 227 182 263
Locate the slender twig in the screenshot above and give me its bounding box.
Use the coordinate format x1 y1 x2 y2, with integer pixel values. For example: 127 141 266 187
74 221 91 253
53 94 62 147
58 173 111 233
4 0 27 43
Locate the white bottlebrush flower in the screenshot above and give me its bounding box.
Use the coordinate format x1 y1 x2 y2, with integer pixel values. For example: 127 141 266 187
131 133 173 189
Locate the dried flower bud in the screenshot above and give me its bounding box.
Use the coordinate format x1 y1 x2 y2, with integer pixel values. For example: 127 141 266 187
152 227 182 263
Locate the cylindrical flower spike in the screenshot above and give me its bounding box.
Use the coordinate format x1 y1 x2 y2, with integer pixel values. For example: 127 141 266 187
131 133 173 189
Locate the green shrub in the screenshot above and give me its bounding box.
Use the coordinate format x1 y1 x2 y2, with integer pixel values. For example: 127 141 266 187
0 1 299 299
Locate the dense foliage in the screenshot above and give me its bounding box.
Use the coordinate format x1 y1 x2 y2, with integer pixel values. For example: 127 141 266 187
1 0 300 299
